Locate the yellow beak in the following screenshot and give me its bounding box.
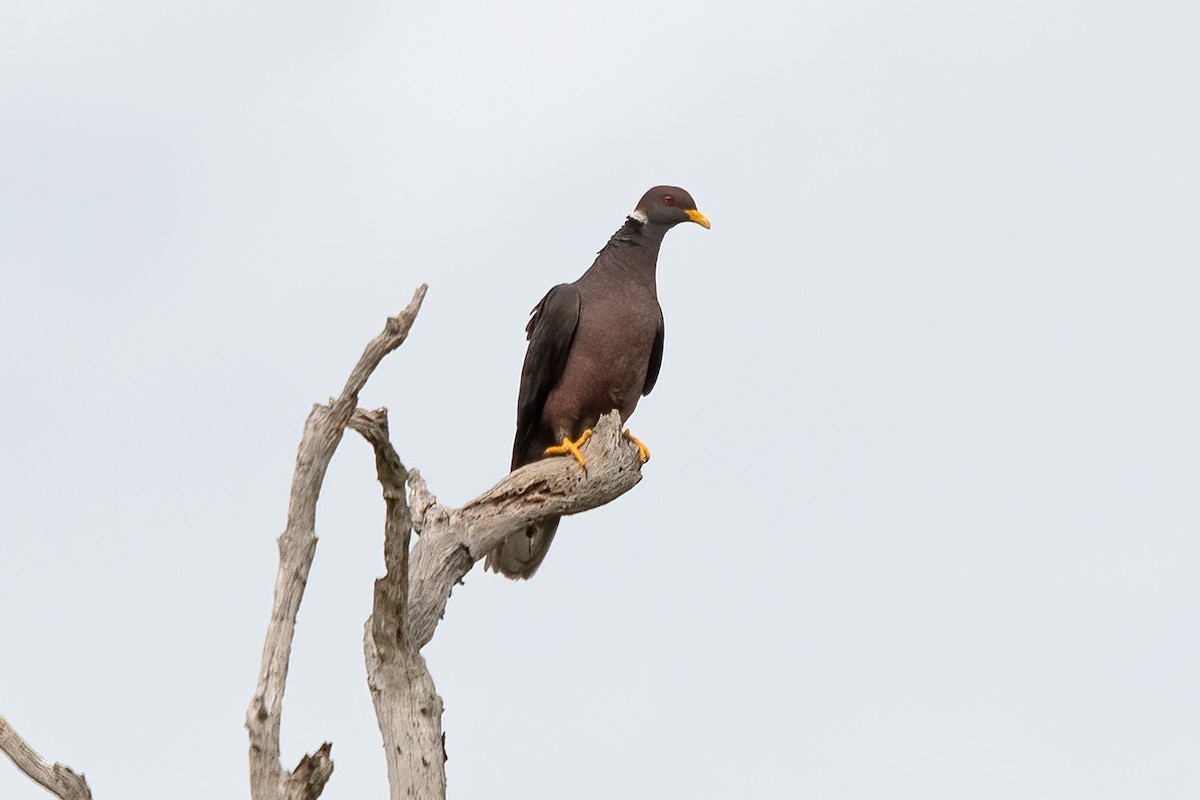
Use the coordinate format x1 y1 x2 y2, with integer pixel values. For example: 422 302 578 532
685 208 712 229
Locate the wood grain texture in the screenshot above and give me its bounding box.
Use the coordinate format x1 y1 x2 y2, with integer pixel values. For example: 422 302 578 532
246 286 427 800
351 406 447 799
245 283 643 800
0 713 91 800
407 411 644 649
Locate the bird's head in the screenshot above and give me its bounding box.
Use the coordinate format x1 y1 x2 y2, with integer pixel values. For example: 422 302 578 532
631 186 711 230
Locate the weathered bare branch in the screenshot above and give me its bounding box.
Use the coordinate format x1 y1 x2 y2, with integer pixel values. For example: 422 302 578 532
352 406 447 799
350 404 644 800
363 635 446 800
247 285 427 800
406 411 643 649
0 712 91 800
247 282 643 800
349 408 412 649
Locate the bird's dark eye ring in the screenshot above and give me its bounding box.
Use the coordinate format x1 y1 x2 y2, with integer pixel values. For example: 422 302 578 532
662 195 676 207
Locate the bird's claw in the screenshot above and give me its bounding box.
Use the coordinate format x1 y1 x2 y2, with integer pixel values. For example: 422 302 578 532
623 430 650 463
544 429 593 471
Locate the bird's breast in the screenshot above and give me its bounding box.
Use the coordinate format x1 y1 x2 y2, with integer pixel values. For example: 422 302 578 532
541 294 661 438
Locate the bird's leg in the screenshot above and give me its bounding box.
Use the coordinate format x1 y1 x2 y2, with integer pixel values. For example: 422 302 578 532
544 429 593 470
622 430 650 463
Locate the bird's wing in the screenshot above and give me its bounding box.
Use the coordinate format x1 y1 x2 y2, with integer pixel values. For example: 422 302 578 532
512 283 582 469
642 313 665 396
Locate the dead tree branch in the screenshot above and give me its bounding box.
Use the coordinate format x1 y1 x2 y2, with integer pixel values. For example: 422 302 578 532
248 282 645 800
0 712 91 800
350 407 446 799
353 407 642 800
246 285 427 800
406 411 643 648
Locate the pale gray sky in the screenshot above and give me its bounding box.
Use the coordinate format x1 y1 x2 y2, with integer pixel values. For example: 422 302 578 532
2 1 1198 798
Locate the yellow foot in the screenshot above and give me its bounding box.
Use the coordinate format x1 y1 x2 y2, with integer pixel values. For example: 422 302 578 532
623 430 650 463
544 429 593 469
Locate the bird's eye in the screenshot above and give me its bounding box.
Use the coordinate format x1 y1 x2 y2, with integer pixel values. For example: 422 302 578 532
662 195 676 207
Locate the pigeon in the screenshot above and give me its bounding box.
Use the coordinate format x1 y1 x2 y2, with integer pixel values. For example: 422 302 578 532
485 186 710 579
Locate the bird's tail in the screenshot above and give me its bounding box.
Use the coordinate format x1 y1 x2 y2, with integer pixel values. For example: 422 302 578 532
484 517 560 580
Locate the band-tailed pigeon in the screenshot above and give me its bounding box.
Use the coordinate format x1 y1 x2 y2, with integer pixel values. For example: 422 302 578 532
485 186 710 579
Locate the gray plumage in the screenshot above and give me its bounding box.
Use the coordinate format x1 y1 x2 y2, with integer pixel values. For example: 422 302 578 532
485 186 709 579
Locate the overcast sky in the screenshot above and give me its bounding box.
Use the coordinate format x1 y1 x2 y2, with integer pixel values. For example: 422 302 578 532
2 1 1198 798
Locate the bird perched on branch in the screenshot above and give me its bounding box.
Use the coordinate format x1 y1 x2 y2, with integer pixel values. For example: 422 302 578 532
485 185 710 579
